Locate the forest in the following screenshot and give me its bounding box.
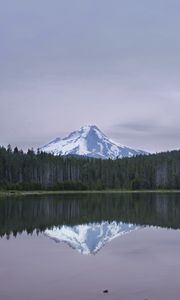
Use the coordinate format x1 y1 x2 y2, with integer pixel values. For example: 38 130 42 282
0 145 180 190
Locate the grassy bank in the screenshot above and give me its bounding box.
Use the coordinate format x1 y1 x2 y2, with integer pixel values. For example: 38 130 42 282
1 189 180 197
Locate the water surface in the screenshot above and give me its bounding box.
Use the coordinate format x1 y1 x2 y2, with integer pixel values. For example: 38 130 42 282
0 192 180 299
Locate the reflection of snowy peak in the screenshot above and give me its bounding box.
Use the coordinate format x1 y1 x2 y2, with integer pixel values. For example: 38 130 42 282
40 125 147 159
45 222 140 255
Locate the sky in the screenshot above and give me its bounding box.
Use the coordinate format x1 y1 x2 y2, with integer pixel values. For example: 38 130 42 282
0 0 180 153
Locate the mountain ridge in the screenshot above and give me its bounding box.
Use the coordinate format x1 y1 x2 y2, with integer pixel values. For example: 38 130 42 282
40 125 148 159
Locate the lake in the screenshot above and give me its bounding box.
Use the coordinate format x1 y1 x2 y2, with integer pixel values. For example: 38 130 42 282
0 192 180 300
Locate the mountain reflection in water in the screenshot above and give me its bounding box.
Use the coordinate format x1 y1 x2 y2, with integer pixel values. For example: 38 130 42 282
0 192 180 246
45 222 140 255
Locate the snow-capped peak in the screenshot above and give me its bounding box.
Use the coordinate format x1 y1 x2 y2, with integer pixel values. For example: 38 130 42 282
40 125 147 159
44 222 140 255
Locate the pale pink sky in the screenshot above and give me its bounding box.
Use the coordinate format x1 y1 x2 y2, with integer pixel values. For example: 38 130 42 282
0 0 180 153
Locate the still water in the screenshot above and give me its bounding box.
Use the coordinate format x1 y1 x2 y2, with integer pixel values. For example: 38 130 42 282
0 192 180 300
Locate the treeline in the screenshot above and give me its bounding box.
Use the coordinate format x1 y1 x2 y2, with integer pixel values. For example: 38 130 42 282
0 145 180 190
1 193 180 238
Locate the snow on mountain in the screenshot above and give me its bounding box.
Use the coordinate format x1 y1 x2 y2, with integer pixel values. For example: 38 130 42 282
44 221 140 255
40 125 147 159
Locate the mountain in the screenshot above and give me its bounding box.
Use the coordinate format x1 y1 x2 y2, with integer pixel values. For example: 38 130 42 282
40 125 147 159
44 222 141 255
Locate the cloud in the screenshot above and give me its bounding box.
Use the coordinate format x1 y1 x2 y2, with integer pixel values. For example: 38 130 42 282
107 120 180 153
115 120 158 133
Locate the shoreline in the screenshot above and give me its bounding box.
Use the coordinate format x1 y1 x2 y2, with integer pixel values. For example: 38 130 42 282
1 189 180 197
